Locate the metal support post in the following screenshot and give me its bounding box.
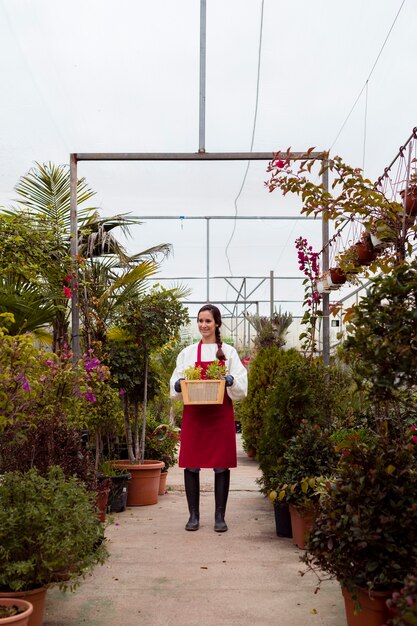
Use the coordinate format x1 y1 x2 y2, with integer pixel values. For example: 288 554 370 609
70 154 80 361
199 0 206 153
321 162 330 366
270 270 274 319
206 217 210 302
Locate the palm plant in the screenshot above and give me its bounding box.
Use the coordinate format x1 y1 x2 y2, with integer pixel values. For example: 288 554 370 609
1 162 171 352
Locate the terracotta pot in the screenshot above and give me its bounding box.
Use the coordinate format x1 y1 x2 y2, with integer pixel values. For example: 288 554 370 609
110 460 164 506
96 488 110 523
288 504 315 549
158 471 168 496
0 589 46 626
329 267 347 285
354 240 378 266
245 446 256 459
400 184 417 216
341 586 391 626
0 598 33 625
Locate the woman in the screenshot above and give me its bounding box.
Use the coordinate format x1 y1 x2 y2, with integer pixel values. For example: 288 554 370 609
170 304 248 532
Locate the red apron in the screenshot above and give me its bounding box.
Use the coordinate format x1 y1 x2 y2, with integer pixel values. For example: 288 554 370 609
178 341 237 469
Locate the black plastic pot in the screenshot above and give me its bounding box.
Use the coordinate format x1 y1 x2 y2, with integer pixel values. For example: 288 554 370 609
274 501 292 538
108 473 131 512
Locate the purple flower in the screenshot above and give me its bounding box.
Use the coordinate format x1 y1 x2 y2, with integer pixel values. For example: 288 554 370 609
119 389 125 396
84 391 97 403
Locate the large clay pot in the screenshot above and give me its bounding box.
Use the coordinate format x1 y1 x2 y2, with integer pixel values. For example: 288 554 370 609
0 589 46 626
288 505 315 549
341 586 391 626
158 471 168 496
0 598 33 625
110 460 164 506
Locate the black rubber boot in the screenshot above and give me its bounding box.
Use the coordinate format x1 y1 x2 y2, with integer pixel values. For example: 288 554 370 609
214 469 230 532
184 469 200 531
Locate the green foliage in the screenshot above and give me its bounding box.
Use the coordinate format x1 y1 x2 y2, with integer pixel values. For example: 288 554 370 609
205 360 226 379
239 347 302 454
272 421 338 508
0 466 108 592
342 259 417 405
257 357 355 492
266 151 410 271
144 420 180 470
246 309 293 350
110 285 189 463
184 365 203 380
303 431 417 593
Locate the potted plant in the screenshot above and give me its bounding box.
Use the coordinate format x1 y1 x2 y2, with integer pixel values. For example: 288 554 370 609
143 420 180 495
268 420 337 548
0 466 108 626
399 168 417 217
302 430 417 625
107 286 189 505
180 359 227 404
0 599 33 625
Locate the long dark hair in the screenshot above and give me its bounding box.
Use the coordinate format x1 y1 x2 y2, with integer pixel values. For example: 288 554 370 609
197 304 226 360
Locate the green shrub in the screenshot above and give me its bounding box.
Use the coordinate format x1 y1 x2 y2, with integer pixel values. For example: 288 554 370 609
0 466 108 592
257 358 354 492
239 347 301 454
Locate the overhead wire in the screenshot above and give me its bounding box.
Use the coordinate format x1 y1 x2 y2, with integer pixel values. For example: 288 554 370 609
224 0 265 276
274 3 407 283
329 0 406 154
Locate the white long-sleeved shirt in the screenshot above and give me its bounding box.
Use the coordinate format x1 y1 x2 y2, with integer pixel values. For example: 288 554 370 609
170 342 248 402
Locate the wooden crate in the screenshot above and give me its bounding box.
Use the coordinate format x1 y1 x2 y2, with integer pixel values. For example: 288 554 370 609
180 379 225 405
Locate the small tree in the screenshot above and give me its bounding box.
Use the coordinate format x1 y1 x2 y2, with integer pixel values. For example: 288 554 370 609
109 286 189 464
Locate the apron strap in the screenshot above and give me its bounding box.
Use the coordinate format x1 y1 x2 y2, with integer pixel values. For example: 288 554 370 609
197 340 202 362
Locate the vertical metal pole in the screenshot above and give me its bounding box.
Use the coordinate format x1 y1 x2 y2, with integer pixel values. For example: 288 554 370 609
70 154 80 361
206 217 210 302
243 279 247 355
322 162 330 366
199 0 206 153
270 270 274 319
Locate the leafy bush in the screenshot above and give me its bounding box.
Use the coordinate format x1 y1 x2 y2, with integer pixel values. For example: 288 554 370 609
0 466 108 592
303 431 417 594
257 357 354 492
239 347 302 454
270 421 337 508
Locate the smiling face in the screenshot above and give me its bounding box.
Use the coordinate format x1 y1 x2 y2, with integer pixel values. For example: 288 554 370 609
197 310 217 344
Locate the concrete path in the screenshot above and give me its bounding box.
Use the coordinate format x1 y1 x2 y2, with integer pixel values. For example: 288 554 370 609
45 436 346 626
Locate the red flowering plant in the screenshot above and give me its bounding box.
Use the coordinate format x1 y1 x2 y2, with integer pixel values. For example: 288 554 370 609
386 574 417 625
295 236 322 359
144 418 180 471
265 150 409 273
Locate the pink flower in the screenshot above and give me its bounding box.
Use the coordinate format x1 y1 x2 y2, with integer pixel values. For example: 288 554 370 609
412 436 417 443
273 159 285 169
119 389 125 395
63 286 72 299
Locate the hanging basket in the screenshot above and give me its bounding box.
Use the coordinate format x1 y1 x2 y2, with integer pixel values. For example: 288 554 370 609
180 379 225 405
